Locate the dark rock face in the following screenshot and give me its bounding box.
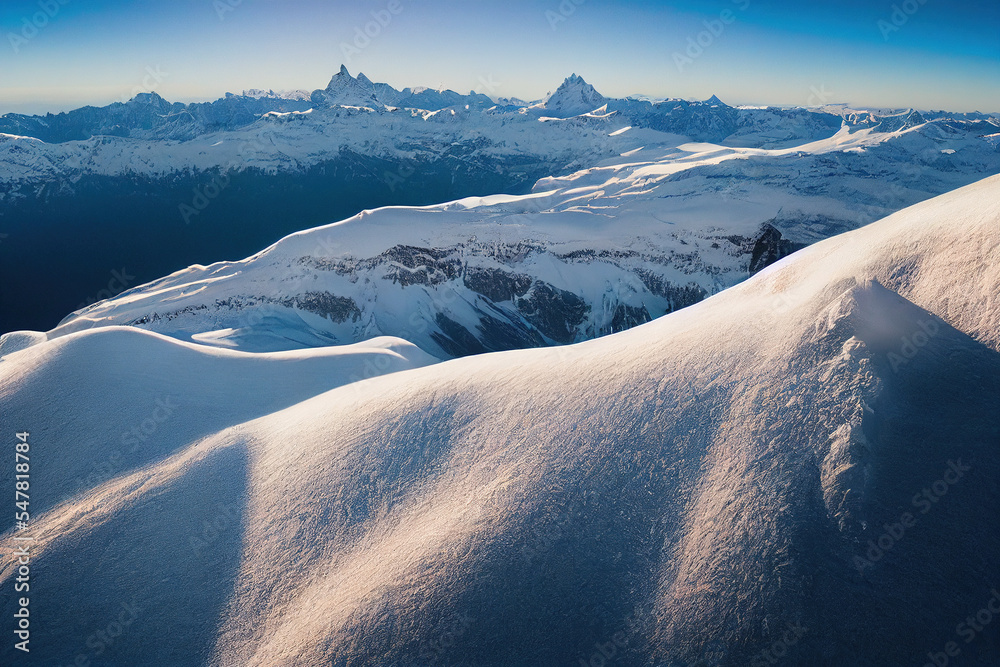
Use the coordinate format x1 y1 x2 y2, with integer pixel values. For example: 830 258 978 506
279 292 361 322
463 268 534 303
609 303 652 334
97 233 763 358
473 303 548 352
516 283 590 345
380 245 462 287
431 313 489 358
634 269 708 310
749 223 807 275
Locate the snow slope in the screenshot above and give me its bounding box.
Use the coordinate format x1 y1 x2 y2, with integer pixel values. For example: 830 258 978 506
1 175 998 665
36 123 1000 359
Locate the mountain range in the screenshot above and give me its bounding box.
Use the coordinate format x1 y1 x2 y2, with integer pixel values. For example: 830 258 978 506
2 69 998 336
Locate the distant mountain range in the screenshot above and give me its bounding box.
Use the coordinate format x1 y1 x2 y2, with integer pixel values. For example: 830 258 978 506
1 69 998 335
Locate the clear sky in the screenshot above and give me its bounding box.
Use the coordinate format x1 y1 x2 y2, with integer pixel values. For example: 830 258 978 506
1 0 998 115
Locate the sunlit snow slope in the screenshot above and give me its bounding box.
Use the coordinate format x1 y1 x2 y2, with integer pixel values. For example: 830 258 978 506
41 122 1000 359
1 176 998 666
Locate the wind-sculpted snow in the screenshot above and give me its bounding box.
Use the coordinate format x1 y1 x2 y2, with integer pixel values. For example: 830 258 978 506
0 175 997 666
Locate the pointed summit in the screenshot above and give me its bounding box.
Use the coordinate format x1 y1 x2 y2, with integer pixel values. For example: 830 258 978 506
543 74 606 118
327 64 354 90
314 65 381 108
705 94 724 106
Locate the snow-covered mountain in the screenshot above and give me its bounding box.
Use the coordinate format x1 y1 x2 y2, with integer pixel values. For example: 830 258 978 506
2 175 998 666
3 68 996 180
37 121 1000 358
2 69 998 335
541 73 608 117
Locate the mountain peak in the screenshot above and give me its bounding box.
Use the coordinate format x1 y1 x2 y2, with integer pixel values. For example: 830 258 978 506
127 91 167 106
544 73 606 117
314 65 383 108
705 94 724 106
327 65 355 90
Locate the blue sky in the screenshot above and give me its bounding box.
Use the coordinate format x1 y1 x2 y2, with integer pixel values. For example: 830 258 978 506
1 0 997 114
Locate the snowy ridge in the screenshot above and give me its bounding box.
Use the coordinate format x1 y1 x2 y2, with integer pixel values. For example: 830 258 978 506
24 124 1000 359
1 69 996 185
1 176 998 665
